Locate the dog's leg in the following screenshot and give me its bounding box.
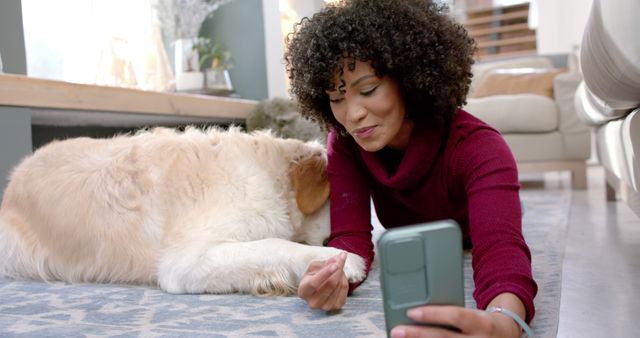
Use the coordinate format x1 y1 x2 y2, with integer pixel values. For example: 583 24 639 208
157 238 366 296
0 213 45 280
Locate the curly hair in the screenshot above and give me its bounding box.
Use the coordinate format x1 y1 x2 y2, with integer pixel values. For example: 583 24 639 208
284 0 476 133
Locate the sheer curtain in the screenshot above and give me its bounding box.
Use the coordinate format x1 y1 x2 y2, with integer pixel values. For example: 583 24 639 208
22 0 174 91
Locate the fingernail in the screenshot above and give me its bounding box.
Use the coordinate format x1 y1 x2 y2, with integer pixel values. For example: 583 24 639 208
407 308 421 319
329 264 338 272
390 327 406 338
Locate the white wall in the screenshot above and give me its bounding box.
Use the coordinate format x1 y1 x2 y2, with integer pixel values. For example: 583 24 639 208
535 0 594 54
262 0 324 99
262 0 288 99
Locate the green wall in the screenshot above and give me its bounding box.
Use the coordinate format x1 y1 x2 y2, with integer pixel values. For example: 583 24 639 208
0 0 32 195
0 0 27 74
200 0 268 101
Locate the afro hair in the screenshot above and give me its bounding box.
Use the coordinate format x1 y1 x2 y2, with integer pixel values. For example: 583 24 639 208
284 0 476 133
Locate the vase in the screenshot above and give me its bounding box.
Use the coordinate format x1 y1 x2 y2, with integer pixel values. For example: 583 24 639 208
175 71 204 92
204 68 233 91
173 38 199 73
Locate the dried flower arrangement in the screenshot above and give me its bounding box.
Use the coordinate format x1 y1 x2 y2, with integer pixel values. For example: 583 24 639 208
155 0 234 40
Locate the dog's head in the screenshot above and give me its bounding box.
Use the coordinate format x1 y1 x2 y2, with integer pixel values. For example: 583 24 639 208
289 151 330 216
289 150 332 246
241 129 331 246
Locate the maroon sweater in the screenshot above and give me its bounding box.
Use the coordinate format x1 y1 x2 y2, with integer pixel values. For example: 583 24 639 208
326 109 537 322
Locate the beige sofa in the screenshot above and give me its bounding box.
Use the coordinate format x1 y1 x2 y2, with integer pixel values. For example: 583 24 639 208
574 0 640 216
463 55 592 189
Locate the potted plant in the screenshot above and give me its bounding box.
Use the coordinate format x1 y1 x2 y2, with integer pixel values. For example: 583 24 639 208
155 0 234 91
192 37 234 92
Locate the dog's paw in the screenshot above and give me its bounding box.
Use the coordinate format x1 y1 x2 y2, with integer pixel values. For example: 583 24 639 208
343 252 366 283
251 268 297 297
306 247 366 283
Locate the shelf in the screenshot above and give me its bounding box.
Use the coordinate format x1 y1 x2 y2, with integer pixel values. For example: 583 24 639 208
463 9 529 26
467 23 531 37
475 49 539 62
0 73 258 126
476 35 536 49
460 2 537 61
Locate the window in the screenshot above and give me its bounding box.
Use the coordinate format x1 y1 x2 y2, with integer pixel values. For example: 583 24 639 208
22 0 174 91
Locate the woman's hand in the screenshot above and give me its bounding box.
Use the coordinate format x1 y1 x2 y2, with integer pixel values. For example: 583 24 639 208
297 252 349 311
390 305 521 338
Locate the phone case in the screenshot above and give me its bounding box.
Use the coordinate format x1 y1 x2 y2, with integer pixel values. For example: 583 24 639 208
377 220 464 336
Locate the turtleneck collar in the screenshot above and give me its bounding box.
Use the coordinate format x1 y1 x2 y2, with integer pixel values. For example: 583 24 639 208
356 121 446 189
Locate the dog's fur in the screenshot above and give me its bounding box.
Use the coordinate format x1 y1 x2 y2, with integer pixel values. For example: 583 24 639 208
0 127 365 296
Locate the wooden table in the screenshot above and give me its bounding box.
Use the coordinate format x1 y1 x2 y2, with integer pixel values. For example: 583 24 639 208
0 73 259 193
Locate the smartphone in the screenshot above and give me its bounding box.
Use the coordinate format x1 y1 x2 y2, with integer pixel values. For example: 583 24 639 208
377 220 465 336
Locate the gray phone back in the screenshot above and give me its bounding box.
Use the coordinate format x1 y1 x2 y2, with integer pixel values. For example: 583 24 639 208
377 220 464 336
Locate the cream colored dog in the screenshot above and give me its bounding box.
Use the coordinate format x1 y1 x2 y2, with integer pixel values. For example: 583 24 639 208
0 127 365 296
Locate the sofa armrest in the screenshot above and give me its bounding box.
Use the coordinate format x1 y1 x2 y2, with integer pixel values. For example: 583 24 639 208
554 71 590 134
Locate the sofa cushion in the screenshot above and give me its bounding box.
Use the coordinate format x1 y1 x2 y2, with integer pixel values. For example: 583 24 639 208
470 56 554 96
464 94 558 133
471 68 565 99
595 111 640 191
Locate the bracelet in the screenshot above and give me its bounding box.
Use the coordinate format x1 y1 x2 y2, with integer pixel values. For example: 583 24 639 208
485 306 534 338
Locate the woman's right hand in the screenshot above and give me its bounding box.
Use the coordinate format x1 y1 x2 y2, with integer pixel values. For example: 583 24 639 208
298 252 349 311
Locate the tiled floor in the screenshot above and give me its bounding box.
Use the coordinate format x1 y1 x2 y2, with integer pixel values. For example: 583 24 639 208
531 166 640 337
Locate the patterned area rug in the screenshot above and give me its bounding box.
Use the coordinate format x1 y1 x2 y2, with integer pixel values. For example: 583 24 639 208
0 188 570 338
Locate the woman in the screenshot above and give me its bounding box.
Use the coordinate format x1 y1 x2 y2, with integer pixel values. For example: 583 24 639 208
284 1 537 337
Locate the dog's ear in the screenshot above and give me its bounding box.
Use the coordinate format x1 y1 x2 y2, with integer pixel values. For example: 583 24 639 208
290 155 330 215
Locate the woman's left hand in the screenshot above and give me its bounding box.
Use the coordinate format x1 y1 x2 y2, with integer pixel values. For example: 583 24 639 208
390 305 521 338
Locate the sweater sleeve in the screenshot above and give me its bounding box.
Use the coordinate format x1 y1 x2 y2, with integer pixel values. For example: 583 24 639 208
453 128 538 323
325 131 375 292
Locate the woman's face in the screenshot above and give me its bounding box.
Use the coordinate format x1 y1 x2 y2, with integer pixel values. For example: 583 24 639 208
327 60 413 152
